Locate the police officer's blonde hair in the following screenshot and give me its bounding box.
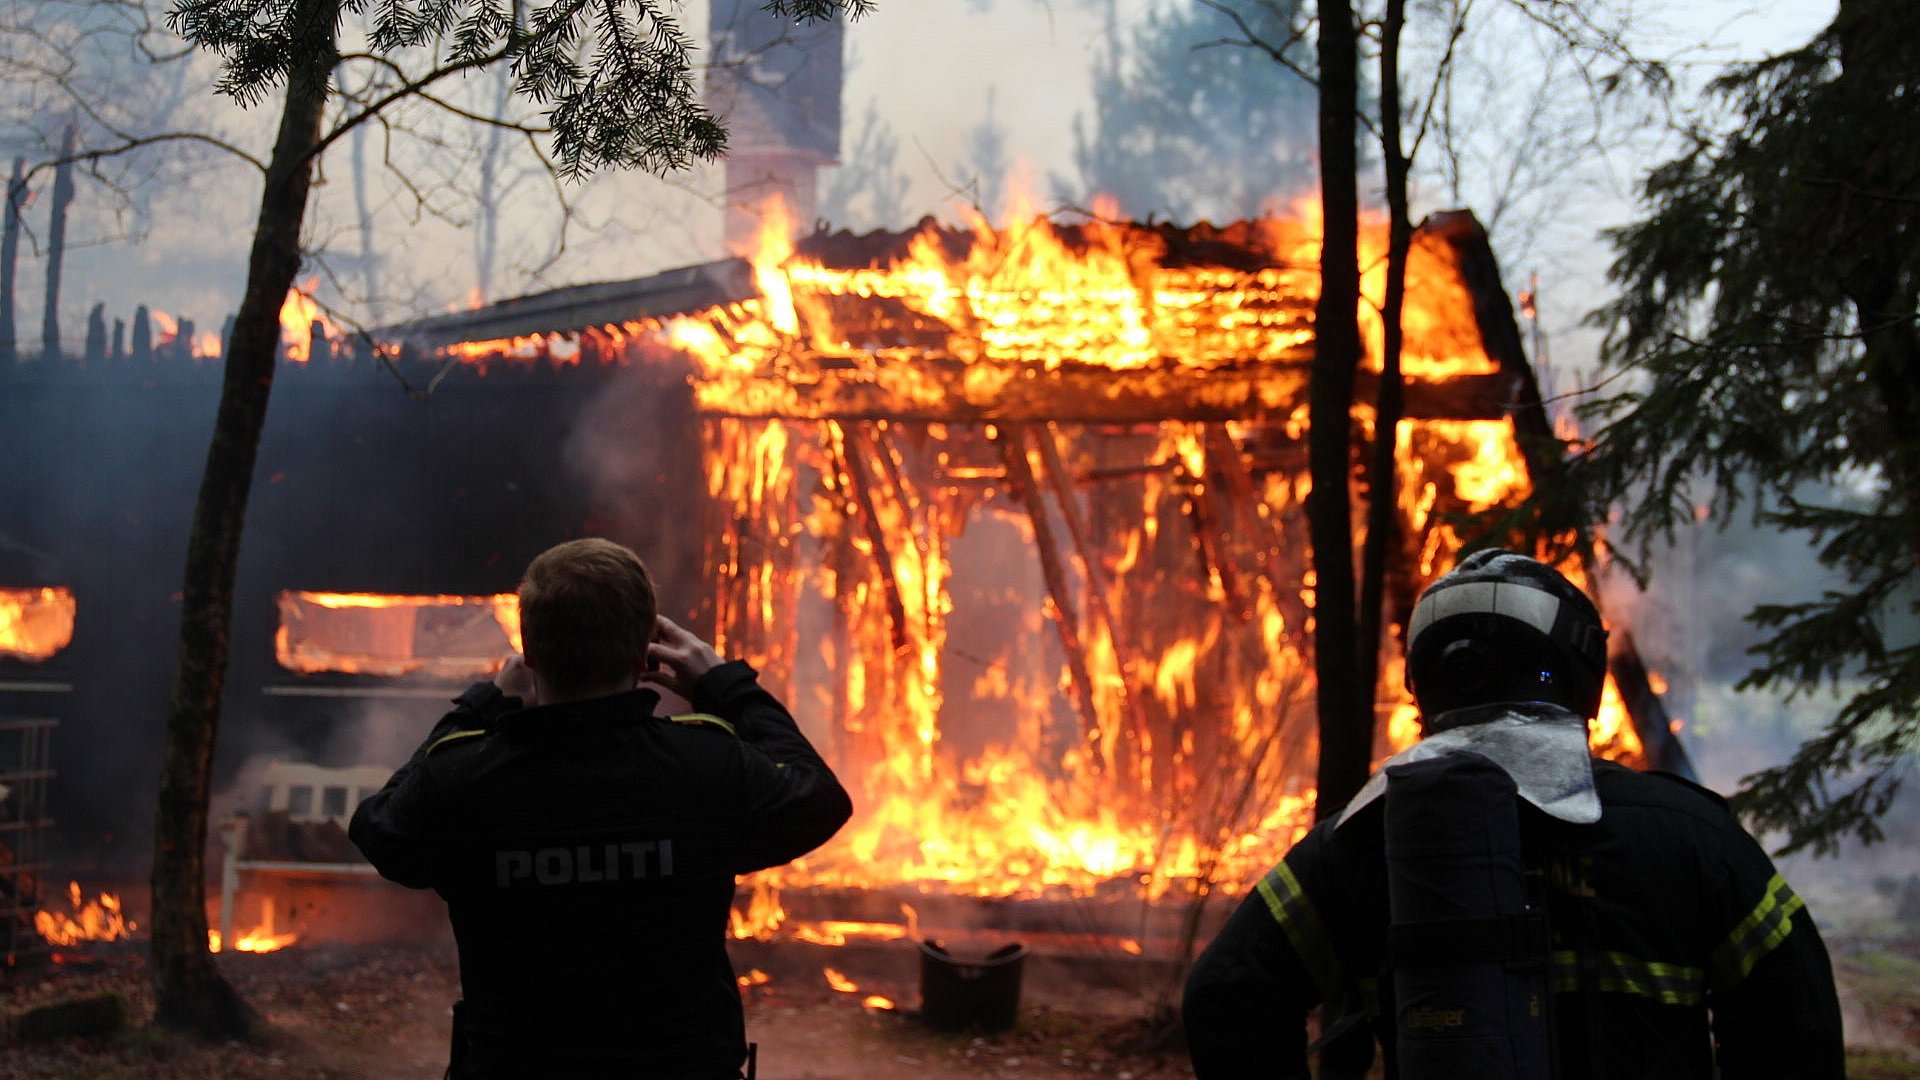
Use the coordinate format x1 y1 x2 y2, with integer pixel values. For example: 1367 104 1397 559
518 538 657 698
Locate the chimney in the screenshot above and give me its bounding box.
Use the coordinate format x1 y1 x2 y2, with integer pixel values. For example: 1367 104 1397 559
707 1 844 254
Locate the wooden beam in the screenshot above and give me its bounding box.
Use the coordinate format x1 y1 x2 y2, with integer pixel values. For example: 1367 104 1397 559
997 426 1106 758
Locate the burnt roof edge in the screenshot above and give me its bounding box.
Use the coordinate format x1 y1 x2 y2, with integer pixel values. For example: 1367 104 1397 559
1427 208 1695 780
378 257 756 353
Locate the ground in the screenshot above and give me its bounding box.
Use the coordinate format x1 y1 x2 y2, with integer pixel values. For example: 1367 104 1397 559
0 941 1194 1079
2 935 1917 1078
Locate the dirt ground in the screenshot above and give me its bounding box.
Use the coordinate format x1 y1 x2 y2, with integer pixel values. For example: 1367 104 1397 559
0 941 1194 1080
4 935 1918 1078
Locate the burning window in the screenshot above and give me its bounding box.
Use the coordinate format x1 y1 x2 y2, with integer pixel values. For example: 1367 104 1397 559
0 587 76 663
275 592 520 679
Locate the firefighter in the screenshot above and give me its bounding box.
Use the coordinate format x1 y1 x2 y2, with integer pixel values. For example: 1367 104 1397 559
1182 550 1845 1079
350 538 852 1079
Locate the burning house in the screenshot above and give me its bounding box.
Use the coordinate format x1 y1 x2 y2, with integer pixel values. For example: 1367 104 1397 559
0 182 1689 964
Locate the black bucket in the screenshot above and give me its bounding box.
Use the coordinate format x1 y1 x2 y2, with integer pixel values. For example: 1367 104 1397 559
918 940 1028 1033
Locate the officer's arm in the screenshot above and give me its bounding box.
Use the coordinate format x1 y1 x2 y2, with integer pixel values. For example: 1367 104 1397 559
1183 843 1337 1080
348 682 515 887
693 660 853 872
1704 834 1846 1078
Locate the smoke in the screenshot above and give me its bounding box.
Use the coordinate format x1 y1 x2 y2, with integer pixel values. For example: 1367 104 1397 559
1614 512 1920 936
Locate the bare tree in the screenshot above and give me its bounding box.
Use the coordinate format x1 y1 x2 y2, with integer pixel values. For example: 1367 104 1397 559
142 0 875 1036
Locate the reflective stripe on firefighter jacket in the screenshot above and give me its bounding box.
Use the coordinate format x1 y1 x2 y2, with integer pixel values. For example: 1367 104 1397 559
349 661 852 1080
1182 758 1844 1080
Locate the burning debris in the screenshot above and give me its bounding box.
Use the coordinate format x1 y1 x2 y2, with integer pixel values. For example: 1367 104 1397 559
31 881 134 951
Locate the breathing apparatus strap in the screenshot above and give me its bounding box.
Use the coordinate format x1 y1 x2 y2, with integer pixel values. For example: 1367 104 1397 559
1385 752 1555 1080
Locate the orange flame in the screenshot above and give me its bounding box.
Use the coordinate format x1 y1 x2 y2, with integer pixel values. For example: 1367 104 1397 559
0 586 76 662
274 591 521 678
677 197 1656 922
35 882 136 947
279 279 341 363
149 309 180 347
209 897 297 954
729 878 787 941
823 967 857 993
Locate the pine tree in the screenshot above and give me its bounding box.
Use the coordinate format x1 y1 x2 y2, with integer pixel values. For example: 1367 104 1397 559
1066 0 1316 223
1574 0 1920 854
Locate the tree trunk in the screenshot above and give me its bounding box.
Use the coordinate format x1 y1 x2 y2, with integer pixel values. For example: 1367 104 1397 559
41 125 77 361
1 156 23 368
350 124 382 322
1309 0 1368 821
1356 0 1411 743
149 0 338 1036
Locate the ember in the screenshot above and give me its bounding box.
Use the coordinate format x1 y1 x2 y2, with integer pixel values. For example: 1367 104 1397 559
0 586 76 663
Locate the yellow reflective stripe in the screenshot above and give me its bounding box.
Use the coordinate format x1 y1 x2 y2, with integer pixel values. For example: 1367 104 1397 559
1549 949 1706 1006
670 712 737 736
426 729 486 755
1712 874 1805 987
1255 861 1337 994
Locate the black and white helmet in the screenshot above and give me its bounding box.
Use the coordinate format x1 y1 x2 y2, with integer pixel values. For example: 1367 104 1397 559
1405 549 1609 721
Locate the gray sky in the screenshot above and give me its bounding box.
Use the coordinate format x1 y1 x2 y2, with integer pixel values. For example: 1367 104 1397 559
19 0 1839 367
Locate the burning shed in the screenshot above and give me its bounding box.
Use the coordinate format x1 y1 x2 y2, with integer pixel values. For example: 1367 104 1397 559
385 202 1681 951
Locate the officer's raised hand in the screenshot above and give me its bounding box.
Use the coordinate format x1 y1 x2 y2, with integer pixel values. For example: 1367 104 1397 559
648 615 723 698
494 652 539 705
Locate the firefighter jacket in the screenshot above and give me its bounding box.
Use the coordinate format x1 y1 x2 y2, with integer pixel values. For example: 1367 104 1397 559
1182 757 1845 1080
349 660 853 1079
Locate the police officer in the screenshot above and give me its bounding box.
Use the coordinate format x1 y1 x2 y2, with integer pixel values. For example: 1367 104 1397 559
350 538 852 1079
1182 550 1844 1079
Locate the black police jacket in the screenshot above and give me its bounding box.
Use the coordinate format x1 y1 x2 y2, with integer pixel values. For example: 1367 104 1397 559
349 660 852 1079
1182 759 1845 1079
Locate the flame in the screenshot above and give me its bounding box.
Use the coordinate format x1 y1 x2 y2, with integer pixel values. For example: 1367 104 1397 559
35 882 136 947
791 920 910 946
194 330 223 359
0 586 76 662
729 878 786 940
274 591 521 678
862 995 895 1010
673 199 1665 918
736 968 771 989
1590 677 1646 762
150 309 180 347
823 967 858 993
279 279 342 363
208 897 297 954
